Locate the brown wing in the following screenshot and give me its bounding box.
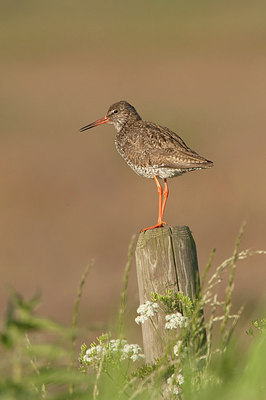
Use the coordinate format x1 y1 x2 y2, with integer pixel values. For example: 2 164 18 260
141 122 213 169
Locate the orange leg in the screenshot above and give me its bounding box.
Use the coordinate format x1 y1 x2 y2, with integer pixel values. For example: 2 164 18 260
161 179 169 221
141 176 167 232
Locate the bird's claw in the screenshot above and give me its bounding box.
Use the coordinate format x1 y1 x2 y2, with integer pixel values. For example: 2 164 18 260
141 220 167 232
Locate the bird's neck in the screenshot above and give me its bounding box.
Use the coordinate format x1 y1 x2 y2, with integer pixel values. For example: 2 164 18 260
111 112 141 132
121 115 142 132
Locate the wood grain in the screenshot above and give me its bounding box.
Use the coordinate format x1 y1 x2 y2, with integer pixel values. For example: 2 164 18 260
135 226 200 362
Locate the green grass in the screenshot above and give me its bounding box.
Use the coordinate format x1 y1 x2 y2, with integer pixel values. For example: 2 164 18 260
0 229 265 399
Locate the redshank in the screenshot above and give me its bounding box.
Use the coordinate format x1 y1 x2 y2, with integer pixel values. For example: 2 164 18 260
80 101 213 231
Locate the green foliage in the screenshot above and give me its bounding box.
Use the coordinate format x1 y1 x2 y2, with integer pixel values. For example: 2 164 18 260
0 230 265 399
1 290 63 350
151 290 194 317
0 290 91 399
246 318 266 336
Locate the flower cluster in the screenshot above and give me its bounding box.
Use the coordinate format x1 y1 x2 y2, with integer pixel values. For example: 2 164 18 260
135 301 159 325
173 340 182 357
166 373 184 396
121 343 145 362
165 312 189 329
80 338 144 368
84 343 107 365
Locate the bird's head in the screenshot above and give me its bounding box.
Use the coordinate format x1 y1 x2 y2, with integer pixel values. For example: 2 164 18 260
80 101 141 133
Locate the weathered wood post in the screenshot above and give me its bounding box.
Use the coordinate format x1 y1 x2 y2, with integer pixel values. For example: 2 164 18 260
135 226 201 362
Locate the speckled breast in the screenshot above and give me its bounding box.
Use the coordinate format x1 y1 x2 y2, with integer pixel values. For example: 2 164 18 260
114 142 183 179
126 161 185 179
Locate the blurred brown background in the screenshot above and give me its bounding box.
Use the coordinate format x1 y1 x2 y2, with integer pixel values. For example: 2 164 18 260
1 1 265 334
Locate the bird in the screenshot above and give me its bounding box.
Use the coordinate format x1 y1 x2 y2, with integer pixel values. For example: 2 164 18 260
80 101 213 231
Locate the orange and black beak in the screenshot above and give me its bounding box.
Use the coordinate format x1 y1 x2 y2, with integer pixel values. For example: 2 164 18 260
80 116 110 132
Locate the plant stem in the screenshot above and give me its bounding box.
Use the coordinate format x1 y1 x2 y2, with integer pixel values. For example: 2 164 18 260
150 317 165 345
69 261 93 394
118 235 136 339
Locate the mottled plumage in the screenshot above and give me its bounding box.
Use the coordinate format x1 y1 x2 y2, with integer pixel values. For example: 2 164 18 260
80 101 213 230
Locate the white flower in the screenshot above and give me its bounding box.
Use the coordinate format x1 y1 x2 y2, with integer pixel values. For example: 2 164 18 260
166 373 184 396
109 339 127 352
135 315 147 325
135 301 159 324
83 344 107 364
173 340 182 357
121 343 145 362
137 301 159 317
107 339 144 362
81 338 145 367
176 374 184 385
173 385 181 395
165 312 189 329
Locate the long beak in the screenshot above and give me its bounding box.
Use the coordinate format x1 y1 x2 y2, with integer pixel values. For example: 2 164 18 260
80 116 110 132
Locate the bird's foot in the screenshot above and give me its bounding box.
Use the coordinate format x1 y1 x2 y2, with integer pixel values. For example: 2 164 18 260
141 220 166 232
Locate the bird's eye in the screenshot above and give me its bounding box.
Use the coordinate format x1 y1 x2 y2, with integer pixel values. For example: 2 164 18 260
113 109 118 114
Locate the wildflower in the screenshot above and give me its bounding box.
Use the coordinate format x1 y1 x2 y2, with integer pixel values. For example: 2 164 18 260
121 343 145 362
109 339 127 352
166 373 184 396
173 385 181 395
165 312 188 329
80 337 145 368
173 340 182 357
176 374 184 385
135 314 147 325
83 344 106 364
135 301 159 324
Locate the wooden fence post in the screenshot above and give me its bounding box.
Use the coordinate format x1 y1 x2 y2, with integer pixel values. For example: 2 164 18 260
135 226 200 363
